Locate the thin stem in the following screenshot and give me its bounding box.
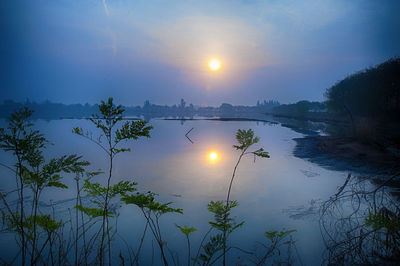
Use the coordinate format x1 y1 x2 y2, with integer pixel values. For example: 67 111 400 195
193 227 212 266
31 187 40 265
222 148 247 266
186 235 191 266
133 219 149 265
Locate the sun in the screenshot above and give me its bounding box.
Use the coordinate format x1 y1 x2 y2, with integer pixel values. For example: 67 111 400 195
205 150 222 164
208 59 221 71
209 152 218 160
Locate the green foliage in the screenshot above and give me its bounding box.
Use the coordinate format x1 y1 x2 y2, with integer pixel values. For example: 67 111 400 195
198 234 225 263
75 205 112 218
73 98 153 265
233 129 259 150
365 212 400 231
0 108 90 191
121 192 153 208
122 192 183 215
122 191 182 265
0 107 47 165
256 229 297 265
325 57 400 117
176 224 197 236
204 128 271 265
47 181 68 189
232 129 270 158
83 179 137 198
73 97 153 157
264 229 296 242
4 213 61 237
23 155 89 189
0 107 93 265
207 200 244 234
252 148 270 158
27 215 61 232
89 98 124 136
4 213 32 233
115 120 152 143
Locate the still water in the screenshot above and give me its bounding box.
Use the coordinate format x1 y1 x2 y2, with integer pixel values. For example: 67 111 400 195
0 118 352 265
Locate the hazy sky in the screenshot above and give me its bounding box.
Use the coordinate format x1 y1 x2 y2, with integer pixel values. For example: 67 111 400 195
1 0 399 106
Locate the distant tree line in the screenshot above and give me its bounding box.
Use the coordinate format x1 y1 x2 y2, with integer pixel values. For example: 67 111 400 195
0 99 100 119
272 101 326 115
0 98 280 120
271 57 400 123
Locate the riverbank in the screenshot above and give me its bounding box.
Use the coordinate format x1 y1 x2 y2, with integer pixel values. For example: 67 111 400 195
266 111 349 125
293 136 400 175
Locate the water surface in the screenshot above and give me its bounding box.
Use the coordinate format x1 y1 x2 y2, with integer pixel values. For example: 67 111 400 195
0 118 352 265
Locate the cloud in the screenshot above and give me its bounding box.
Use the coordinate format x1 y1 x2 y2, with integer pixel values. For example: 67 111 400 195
147 16 274 72
102 0 110 17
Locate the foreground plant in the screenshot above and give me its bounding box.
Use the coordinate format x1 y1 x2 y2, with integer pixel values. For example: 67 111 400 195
122 191 183 265
320 172 400 264
198 129 270 265
73 98 152 265
0 108 90 265
176 224 197 266
254 229 297 265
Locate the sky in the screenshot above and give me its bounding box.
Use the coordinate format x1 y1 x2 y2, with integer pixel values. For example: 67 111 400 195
1 0 399 106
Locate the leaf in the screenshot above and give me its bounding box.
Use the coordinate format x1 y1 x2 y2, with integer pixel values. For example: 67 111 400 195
122 192 182 215
75 205 112 218
109 181 137 197
365 211 400 231
264 229 296 241
26 215 61 232
122 193 154 208
176 224 197 236
278 229 296 238
264 231 278 241
253 148 270 158
199 234 225 262
47 181 68 189
233 129 259 150
207 200 242 234
114 120 153 143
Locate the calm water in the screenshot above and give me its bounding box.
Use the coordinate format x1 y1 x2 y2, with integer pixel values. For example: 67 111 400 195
0 118 353 265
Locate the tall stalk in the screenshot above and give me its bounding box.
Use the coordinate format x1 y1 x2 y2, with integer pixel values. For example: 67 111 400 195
222 129 269 265
222 147 246 265
16 149 26 266
73 98 152 265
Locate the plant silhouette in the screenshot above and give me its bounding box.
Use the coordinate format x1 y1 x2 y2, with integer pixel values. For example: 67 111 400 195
73 97 152 265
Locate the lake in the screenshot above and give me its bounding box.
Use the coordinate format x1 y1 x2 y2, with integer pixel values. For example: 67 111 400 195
0 117 362 265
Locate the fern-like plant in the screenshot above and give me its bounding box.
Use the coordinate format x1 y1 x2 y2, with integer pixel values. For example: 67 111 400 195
0 108 90 265
73 98 152 265
200 129 270 266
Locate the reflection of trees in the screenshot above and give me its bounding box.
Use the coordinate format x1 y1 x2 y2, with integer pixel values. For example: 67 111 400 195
320 173 400 265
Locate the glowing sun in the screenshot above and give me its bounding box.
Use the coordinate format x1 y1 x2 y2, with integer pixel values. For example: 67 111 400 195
209 152 219 161
208 59 221 71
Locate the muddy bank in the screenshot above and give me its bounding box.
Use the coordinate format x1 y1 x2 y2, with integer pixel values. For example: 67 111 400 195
293 136 400 175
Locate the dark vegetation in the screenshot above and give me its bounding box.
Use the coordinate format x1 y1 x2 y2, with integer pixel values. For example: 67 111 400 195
0 99 279 120
325 58 400 120
272 58 400 170
273 58 400 125
271 57 400 123
320 173 400 264
0 99 299 265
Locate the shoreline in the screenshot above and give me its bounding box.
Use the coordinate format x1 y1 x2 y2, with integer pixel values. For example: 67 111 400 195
293 136 400 175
